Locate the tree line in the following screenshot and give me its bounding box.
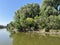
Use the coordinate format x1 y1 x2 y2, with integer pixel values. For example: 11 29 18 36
0 25 6 29
7 0 60 32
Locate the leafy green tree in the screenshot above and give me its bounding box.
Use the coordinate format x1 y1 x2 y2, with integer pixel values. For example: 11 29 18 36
7 21 15 31
25 18 35 31
13 3 40 31
44 6 58 16
20 3 40 18
7 0 60 32
47 15 60 29
41 0 60 16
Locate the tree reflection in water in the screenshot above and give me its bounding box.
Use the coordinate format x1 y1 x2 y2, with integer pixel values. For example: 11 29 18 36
10 32 60 45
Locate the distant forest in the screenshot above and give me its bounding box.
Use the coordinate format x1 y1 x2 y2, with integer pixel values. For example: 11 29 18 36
0 25 6 29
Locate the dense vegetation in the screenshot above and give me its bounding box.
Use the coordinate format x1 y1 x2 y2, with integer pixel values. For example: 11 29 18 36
7 0 60 32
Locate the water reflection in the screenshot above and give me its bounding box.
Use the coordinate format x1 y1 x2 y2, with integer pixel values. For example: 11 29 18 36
0 29 12 45
0 29 60 45
11 32 60 45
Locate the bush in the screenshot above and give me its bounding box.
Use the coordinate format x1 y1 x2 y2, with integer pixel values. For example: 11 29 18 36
47 15 60 29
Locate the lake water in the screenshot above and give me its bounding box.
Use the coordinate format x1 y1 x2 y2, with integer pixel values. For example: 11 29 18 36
0 29 60 45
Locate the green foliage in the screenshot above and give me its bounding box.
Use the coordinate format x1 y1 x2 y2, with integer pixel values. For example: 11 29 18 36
7 0 60 32
44 6 58 16
46 15 60 29
7 22 15 32
25 18 34 26
41 0 60 16
18 3 40 18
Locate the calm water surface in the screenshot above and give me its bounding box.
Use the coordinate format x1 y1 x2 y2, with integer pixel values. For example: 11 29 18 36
0 29 12 45
0 29 60 45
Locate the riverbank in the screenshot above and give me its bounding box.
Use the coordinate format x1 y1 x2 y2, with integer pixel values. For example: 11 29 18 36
33 29 60 35
11 28 60 35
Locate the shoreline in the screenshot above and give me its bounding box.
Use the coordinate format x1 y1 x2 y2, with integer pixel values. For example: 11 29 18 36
11 29 60 35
